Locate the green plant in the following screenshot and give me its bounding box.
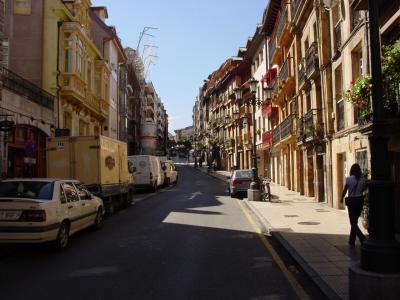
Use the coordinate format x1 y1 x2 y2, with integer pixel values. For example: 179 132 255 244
382 39 400 111
256 128 261 136
344 75 372 109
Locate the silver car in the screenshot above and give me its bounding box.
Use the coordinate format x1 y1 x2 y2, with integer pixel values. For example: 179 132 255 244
228 169 254 198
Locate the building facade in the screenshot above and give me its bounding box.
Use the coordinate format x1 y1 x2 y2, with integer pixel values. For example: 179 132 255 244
192 0 400 228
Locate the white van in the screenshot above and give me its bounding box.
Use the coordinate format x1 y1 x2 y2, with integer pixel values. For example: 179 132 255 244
128 155 166 191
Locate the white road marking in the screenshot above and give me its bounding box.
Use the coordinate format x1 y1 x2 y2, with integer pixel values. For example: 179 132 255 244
189 191 202 200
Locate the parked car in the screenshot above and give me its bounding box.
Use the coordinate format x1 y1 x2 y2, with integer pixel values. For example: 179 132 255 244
128 155 166 192
164 160 178 185
228 169 254 198
0 179 104 250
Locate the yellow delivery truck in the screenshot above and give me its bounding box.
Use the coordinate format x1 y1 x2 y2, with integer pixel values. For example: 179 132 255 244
47 136 134 214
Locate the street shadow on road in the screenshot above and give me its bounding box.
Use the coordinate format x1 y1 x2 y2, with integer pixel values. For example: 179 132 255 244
0 165 327 300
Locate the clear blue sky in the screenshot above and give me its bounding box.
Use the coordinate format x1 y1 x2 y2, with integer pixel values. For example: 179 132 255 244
92 0 268 132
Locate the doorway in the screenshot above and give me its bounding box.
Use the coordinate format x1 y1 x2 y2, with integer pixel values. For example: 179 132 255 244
316 154 325 202
307 154 315 197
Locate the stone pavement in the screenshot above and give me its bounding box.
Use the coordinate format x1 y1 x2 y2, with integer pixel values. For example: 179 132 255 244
195 165 366 300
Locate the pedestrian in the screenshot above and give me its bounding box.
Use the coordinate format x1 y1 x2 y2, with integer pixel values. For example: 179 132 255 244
212 160 217 172
340 163 366 246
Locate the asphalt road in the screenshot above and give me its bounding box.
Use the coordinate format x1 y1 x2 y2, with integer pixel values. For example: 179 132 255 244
0 165 318 300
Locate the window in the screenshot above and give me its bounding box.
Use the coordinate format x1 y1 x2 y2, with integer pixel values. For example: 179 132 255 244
64 33 73 72
352 47 363 124
79 120 89 136
64 112 72 130
60 187 67 204
2 40 9 68
61 183 79 202
355 149 368 174
0 181 53 200
74 184 90 200
335 65 345 131
337 99 345 131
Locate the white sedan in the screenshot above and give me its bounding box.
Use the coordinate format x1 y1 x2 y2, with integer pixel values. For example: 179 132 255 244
0 179 104 250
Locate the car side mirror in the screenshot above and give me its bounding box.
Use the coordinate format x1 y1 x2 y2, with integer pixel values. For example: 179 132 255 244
226 176 231 179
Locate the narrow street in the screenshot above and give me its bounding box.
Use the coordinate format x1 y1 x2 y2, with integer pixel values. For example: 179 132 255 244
0 165 324 300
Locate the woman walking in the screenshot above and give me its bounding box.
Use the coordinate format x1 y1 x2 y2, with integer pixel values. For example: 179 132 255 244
340 163 366 246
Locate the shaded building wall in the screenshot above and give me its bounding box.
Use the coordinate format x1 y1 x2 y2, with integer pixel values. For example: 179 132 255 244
4 0 44 86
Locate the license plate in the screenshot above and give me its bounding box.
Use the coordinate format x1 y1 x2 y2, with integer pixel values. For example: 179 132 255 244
0 210 22 221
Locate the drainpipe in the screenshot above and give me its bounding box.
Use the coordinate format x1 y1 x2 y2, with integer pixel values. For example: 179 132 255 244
56 21 62 130
315 1 333 205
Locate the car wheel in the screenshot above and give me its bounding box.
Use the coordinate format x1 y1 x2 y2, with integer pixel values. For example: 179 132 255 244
54 221 70 251
93 207 104 230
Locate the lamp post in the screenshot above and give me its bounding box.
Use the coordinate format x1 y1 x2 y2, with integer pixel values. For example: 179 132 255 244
358 0 400 273
235 78 263 195
348 1 400 298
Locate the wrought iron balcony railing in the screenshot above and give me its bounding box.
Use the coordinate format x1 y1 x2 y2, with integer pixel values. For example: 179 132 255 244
273 125 281 144
279 58 290 82
276 8 288 43
296 118 304 144
280 114 294 139
0 66 54 110
269 36 277 64
298 61 306 88
305 42 319 76
303 109 324 141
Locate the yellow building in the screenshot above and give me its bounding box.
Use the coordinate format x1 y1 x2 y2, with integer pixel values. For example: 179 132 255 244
43 0 110 136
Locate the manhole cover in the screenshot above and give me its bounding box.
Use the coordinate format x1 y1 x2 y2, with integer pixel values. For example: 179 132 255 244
298 221 320 225
284 215 299 218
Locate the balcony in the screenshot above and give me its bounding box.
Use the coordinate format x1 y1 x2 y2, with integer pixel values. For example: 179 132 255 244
303 109 324 141
273 125 281 144
262 101 278 118
60 73 86 103
296 118 304 144
269 36 277 65
305 42 319 79
0 66 54 110
298 61 306 89
275 7 290 46
262 130 273 149
280 114 294 140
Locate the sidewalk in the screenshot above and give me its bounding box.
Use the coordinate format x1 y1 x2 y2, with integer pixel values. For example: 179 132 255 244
196 166 365 300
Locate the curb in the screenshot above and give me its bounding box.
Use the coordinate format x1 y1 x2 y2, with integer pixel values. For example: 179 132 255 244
193 166 229 184
244 200 342 300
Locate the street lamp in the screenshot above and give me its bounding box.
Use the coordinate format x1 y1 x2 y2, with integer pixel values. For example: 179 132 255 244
264 86 273 102
235 78 263 198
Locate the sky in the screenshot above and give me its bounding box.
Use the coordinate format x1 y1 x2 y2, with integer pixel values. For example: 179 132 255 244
92 0 268 132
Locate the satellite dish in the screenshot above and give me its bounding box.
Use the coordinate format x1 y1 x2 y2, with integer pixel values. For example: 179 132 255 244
322 0 339 8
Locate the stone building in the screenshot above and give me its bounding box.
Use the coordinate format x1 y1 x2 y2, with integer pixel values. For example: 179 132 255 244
89 6 126 140
192 0 400 224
